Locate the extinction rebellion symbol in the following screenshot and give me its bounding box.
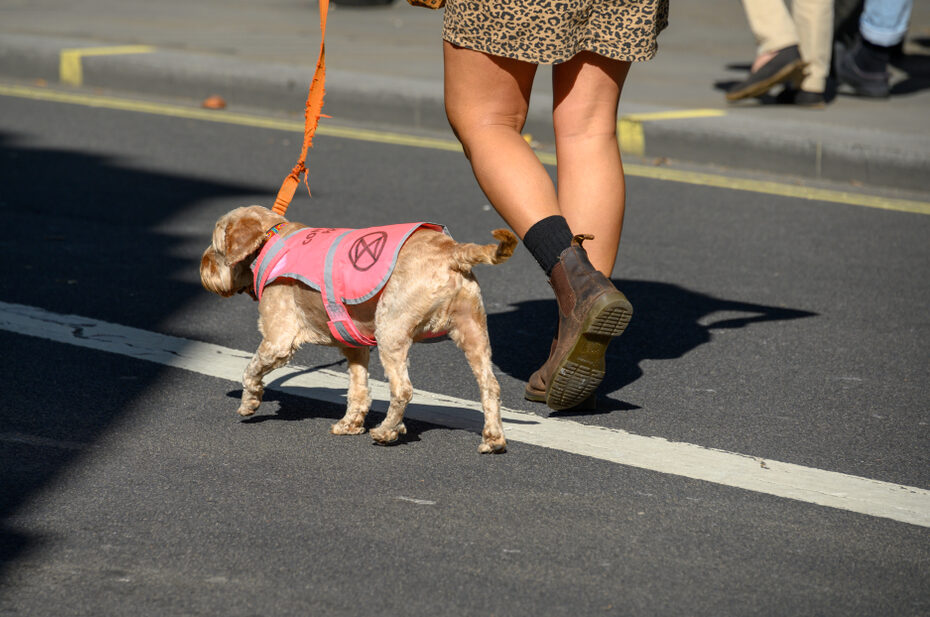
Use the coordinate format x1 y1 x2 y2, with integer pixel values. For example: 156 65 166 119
348 231 388 271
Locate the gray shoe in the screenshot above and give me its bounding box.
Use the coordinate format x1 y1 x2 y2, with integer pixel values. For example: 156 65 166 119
836 40 890 98
727 45 806 101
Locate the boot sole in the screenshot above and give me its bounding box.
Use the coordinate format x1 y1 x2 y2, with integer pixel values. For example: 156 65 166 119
545 292 633 411
725 61 805 101
525 386 599 410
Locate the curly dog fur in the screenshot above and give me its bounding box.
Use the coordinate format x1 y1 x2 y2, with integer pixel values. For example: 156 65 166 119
200 205 517 453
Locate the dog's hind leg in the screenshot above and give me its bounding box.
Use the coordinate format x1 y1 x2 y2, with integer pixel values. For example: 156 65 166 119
449 290 507 453
238 328 299 417
331 346 371 435
370 334 414 445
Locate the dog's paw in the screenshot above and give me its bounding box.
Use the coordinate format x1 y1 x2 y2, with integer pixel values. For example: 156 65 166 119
237 406 256 417
479 430 507 454
478 438 507 454
331 421 366 435
370 422 406 445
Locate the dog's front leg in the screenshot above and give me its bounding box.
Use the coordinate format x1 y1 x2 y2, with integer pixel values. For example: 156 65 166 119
238 337 296 416
331 346 371 435
370 336 413 445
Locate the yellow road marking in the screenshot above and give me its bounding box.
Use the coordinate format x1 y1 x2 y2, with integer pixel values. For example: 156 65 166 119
2 83 927 216
624 109 728 122
618 119 646 157
537 151 929 215
617 108 727 156
626 164 930 215
0 83 461 151
60 45 156 87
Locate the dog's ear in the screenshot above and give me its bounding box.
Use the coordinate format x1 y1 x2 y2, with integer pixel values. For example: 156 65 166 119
224 208 284 265
200 246 236 297
224 211 264 266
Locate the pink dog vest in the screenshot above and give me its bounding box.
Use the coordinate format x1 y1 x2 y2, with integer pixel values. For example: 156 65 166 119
252 222 448 347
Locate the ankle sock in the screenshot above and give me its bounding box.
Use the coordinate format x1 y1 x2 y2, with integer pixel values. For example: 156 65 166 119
523 215 574 276
854 38 891 73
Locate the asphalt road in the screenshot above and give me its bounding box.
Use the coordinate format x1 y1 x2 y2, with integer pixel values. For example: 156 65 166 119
0 84 928 616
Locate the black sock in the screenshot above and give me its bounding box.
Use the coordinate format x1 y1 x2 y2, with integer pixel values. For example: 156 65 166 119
523 215 574 276
854 38 891 73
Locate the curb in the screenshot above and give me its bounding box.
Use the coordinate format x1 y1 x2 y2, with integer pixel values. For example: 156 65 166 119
1 33 927 193
0 33 451 132
629 112 930 192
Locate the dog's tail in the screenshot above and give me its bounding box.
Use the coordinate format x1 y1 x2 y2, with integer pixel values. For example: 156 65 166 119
451 229 518 272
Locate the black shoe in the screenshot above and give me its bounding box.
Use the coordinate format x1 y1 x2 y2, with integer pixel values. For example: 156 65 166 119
776 87 827 108
726 45 806 101
794 90 827 107
836 40 890 98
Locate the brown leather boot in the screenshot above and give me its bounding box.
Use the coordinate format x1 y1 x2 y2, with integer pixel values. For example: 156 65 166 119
525 333 598 410
524 234 632 410
525 336 557 403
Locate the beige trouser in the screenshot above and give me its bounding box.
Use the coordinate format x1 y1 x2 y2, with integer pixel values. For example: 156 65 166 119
741 0 835 93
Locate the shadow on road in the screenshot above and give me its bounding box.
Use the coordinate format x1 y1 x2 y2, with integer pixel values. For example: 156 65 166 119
220 278 818 427
487 279 817 415
0 127 817 581
0 130 268 577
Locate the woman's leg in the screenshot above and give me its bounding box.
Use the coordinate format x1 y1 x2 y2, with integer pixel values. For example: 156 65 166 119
551 51 631 276
445 43 632 410
443 41 560 238
520 51 634 409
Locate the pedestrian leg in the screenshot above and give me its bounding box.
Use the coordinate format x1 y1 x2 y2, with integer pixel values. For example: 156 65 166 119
443 41 560 237
551 51 631 276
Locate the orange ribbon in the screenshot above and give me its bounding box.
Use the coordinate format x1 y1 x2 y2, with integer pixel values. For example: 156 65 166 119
272 0 330 217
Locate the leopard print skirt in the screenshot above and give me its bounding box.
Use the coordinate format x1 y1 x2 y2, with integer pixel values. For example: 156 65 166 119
442 0 669 64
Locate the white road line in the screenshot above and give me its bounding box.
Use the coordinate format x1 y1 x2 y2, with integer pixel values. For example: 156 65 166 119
2 299 928 528
395 497 437 506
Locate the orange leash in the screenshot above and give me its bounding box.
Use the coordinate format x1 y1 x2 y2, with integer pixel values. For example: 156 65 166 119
272 0 330 217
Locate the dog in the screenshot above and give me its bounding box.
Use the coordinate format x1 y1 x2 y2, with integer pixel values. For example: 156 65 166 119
200 205 517 453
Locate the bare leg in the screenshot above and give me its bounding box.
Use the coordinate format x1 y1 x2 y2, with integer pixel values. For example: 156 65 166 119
448 285 506 453
331 346 371 435
444 41 560 238
446 43 630 277
552 51 631 276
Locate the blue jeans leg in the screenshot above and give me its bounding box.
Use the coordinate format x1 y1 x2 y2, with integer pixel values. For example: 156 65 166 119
859 0 913 46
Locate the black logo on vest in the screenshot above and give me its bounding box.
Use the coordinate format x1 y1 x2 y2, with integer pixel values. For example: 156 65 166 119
348 231 388 271
302 228 336 245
